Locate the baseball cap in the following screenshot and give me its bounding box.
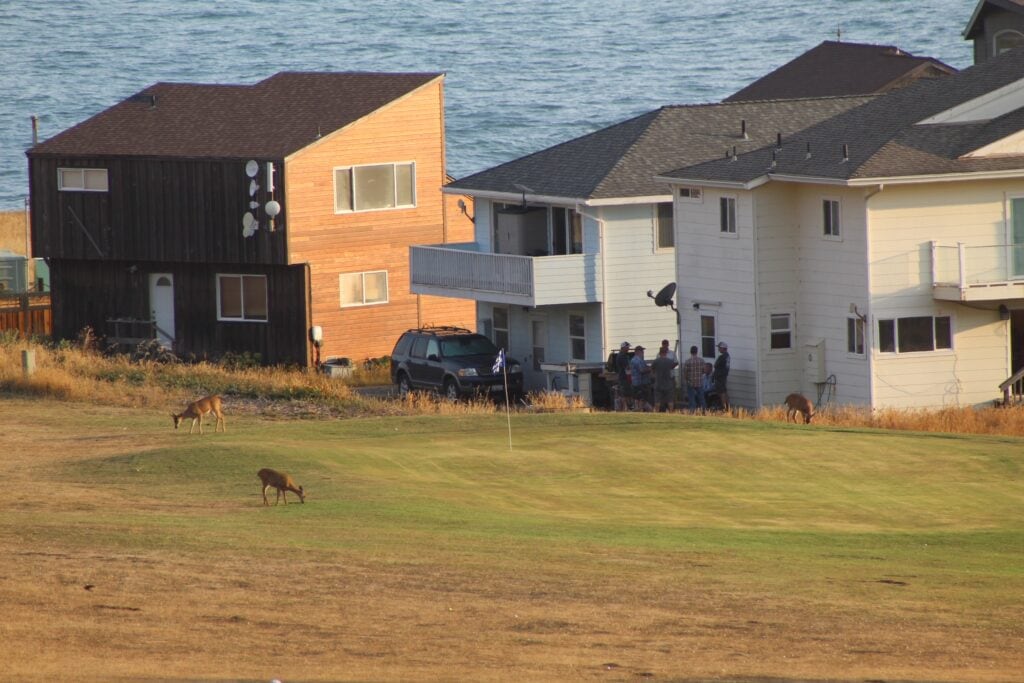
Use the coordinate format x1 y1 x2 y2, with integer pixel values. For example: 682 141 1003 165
634 345 645 351
717 341 728 349
620 341 630 348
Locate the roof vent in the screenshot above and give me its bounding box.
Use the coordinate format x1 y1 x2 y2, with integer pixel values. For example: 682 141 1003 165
128 93 157 108
842 143 849 163
805 142 812 160
741 119 748 140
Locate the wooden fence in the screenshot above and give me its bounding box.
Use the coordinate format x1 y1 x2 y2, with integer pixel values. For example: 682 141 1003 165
0 293 52 337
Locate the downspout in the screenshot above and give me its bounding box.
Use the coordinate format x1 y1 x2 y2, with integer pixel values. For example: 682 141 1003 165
576 203 608 360
863 184 884 408
752 191 762 408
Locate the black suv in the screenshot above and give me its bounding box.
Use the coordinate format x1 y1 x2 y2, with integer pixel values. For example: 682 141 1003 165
390 326 524 400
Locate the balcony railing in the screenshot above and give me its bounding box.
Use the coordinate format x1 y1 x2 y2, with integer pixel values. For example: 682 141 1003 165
410 243 602 305
930 241 1024 301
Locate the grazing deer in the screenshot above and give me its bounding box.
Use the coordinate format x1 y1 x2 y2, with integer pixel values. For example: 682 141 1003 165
784 393 814 424
171 395 225 434
257 468 305 506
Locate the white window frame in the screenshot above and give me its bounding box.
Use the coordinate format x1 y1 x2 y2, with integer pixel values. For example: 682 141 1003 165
492 306 510 351
994 29 1024 55
216 274 268 323
700 312 718 359
568 311 586 361
678 186 703 203
654 202 674 251
550 207 583 255
877 314 953 354
847 316 866 356
768 312 793 352
333 161 416 214
719 195 737 237
823 197 841 240
339 270 389 308
58 167 108 192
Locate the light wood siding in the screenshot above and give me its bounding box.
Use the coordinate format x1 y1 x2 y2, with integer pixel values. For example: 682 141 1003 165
676 189 757 408
602 204 678 358
868 181 1013 408
283 79 472 361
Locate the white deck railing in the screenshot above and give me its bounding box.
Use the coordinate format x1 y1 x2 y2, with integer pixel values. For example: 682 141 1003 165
931 241 1024 288
411 244 534 297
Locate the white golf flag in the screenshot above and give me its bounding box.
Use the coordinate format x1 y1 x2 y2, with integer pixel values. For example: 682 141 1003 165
492 348 505 374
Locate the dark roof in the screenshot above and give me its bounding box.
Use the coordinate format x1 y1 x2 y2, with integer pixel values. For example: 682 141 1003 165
28 72 442 159
446 96 873 201
725 41 956 103
660 46 1024 185
964 0 1024 39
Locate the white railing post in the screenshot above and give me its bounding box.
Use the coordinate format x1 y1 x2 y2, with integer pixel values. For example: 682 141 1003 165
957 242 966 292
930 240 938 285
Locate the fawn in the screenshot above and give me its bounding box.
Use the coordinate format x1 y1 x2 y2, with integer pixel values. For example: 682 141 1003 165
172 395 225 434
257 468 305 506
784 393 814 424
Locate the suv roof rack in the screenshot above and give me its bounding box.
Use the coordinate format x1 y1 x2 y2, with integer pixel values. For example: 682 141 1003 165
409 325 474 335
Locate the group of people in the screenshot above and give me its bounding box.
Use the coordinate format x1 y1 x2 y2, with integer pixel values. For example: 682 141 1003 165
614 339 730 413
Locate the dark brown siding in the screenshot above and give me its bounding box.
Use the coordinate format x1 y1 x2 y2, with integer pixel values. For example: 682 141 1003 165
49 259 310 366
29 156 288 265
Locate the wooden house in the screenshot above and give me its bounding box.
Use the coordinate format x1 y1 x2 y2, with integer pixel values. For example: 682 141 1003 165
27 72 473 366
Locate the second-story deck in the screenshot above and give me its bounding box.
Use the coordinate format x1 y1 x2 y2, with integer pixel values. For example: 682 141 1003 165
410 243 602 306
931 241 1024 302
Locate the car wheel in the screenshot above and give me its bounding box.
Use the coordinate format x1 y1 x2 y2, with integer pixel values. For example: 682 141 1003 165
444 379 460 401
397 373 412 398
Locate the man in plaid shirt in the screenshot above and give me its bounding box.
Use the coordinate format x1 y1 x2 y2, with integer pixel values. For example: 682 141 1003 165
681 345 706 413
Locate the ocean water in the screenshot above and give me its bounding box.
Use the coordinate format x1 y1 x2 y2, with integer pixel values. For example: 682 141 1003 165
0 0 975 211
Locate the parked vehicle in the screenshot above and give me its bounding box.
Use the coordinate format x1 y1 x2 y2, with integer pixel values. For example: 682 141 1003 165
390 326 524 400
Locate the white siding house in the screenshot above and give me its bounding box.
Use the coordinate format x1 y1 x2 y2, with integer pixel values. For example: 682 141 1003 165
659 48 1024 410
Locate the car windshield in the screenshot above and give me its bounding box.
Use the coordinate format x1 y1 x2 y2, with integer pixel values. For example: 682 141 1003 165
440 336 498 358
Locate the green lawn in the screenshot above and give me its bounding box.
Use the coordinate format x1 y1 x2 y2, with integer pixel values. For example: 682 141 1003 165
4 402 1023 680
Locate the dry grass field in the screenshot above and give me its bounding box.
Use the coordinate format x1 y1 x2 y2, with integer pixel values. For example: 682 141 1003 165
1 391 1022 682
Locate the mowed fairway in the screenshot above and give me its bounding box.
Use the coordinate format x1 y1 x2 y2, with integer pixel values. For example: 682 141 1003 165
0 397 1022 682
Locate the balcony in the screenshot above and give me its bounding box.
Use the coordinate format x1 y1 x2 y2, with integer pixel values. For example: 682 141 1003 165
931 241 1024 302
410 243 602 306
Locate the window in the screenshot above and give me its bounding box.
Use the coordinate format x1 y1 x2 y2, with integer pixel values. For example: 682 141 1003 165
568 313 586 360
58 168 108 192
769 313 792 350
995 30 1024 55
552 207 583 255
720 196 737 234
678 186 703 202
334 162 415 212
217 274 268 322
878 315 952 353
656 203 674 249
493 306 509 351
847 317 865 355
340 270 388 307
823 199 840 238
700 314 717 358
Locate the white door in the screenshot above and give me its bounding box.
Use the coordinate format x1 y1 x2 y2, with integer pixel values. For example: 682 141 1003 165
149 273 175 349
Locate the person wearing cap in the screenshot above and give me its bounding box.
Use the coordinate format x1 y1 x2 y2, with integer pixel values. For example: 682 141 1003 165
712 341 731 411
629 345 653 412
614 341 633 411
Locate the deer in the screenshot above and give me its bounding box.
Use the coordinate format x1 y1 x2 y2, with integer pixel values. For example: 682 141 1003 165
171 395 225 434
784 392 814 424
257 468 305 506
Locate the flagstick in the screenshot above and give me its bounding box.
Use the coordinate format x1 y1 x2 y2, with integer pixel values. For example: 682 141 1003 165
503 362 512 451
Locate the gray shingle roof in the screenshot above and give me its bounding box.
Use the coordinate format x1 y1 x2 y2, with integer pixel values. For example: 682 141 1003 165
661 47 1024 185
725 41 955 103
28 72 442 159
447 96 873 201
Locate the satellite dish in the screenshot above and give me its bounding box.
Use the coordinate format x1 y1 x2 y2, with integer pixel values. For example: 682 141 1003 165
242 212 257 238
653 282 677 309
249 179 258 197
245 160 259 178
249 201 259 210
